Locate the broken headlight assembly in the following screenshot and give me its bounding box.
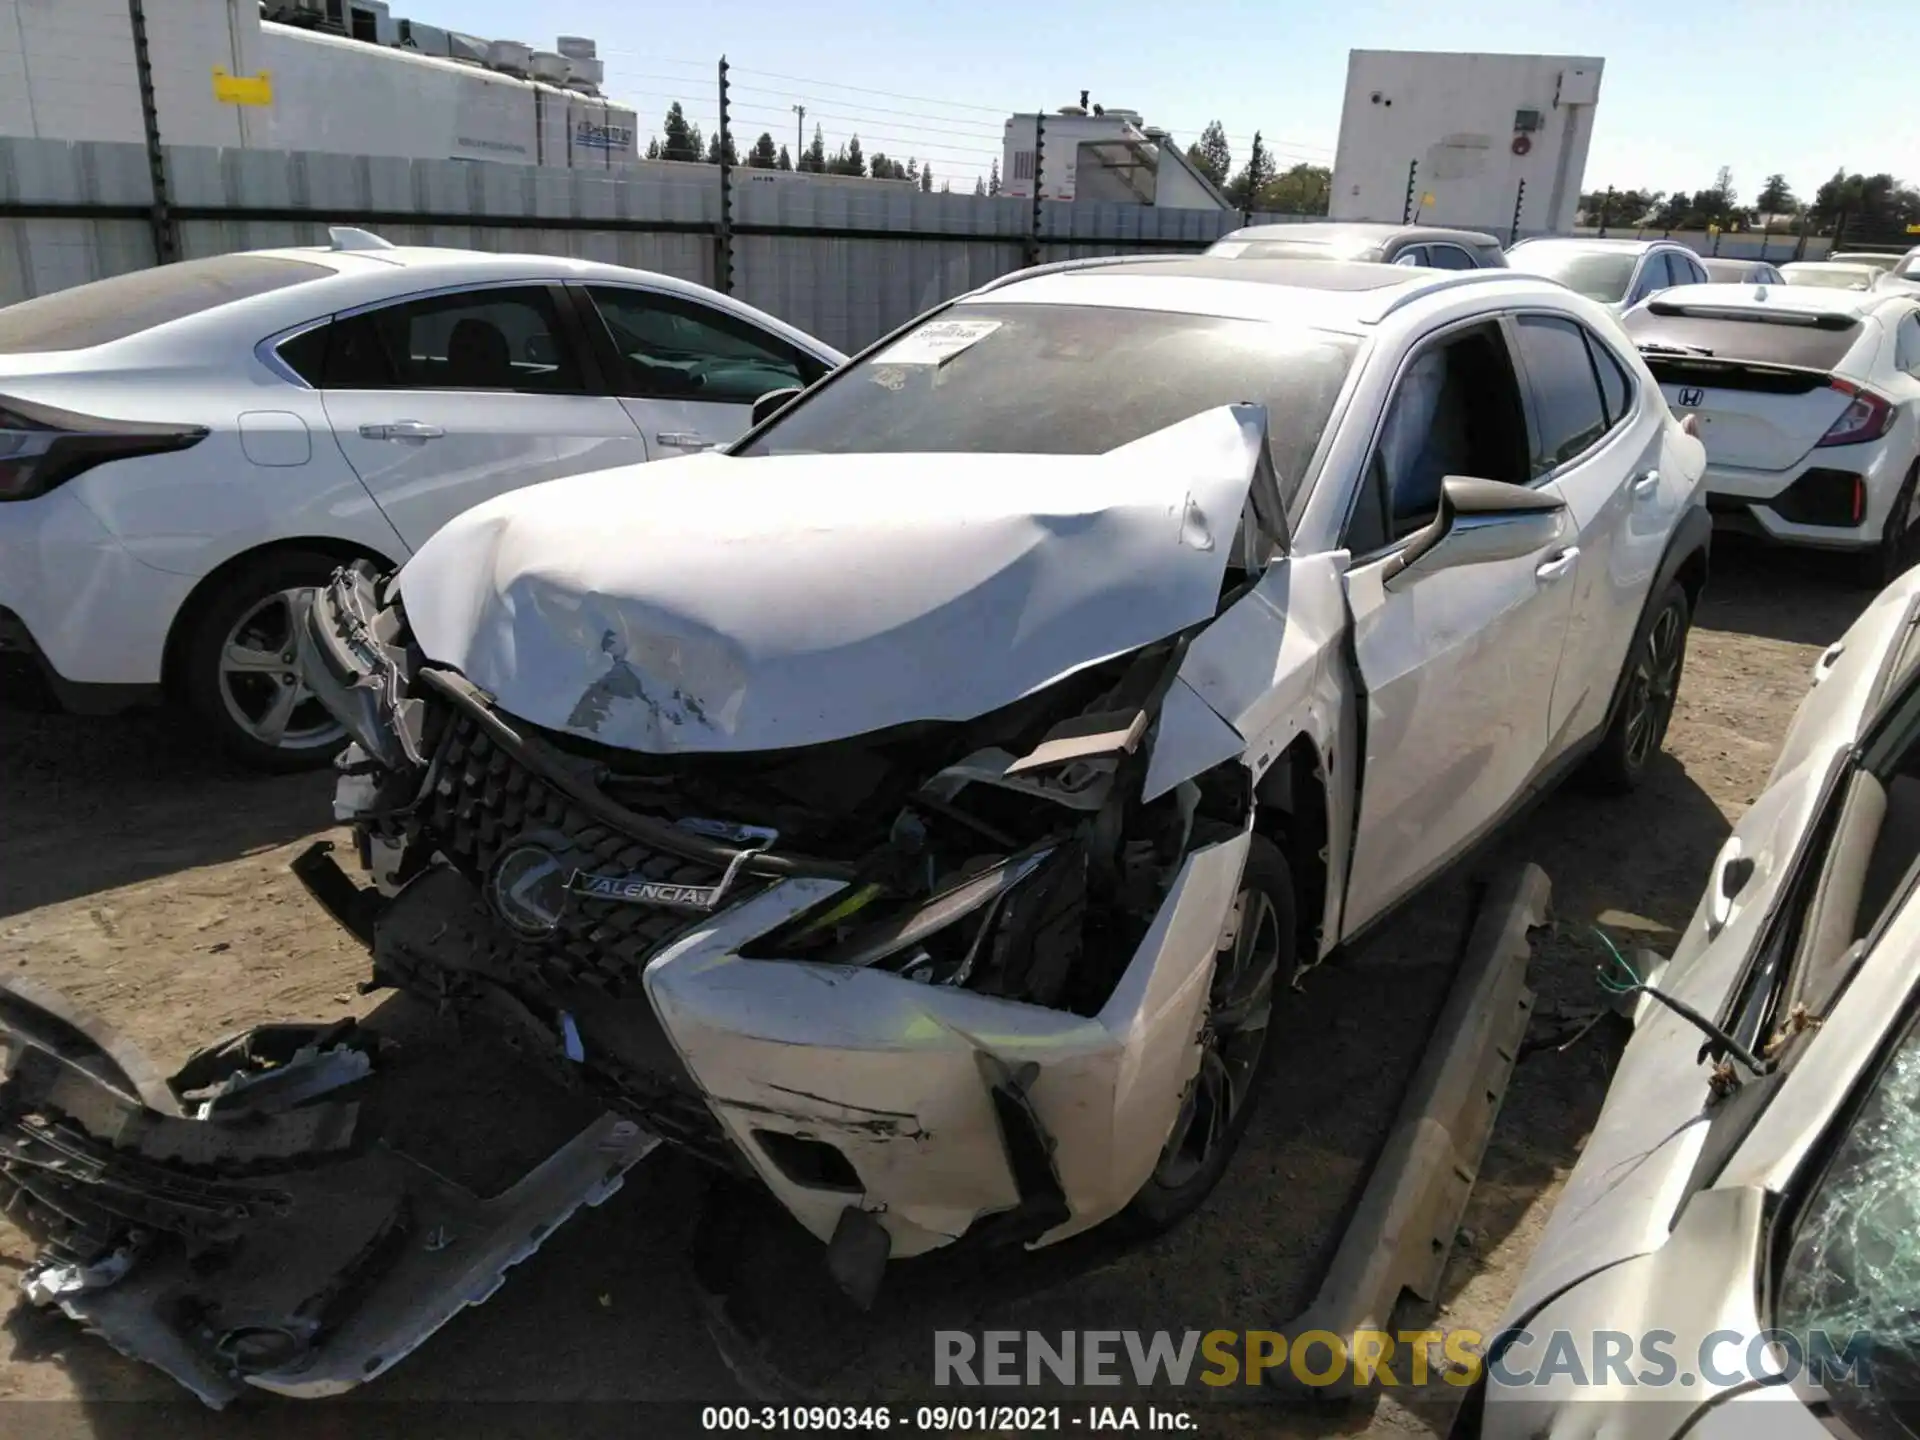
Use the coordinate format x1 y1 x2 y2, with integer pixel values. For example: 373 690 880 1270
294 563 428 775
741 841 1090 1004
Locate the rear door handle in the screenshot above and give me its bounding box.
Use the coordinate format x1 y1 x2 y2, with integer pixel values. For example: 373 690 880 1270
360 421 445 441
1632 469 1661 496
1535 546 1581 581
656 431 714 451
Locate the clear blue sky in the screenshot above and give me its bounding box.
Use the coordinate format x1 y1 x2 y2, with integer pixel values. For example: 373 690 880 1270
410 0 1913 204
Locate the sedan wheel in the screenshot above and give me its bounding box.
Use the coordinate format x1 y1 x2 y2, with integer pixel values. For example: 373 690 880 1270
217 589 342 755
179 549 356 772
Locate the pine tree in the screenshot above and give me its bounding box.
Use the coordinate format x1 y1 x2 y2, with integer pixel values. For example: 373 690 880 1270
777 143 792 171
973 175 986 196
748 132 779 169
705 129 737 166
906 157 920 183
921 164 934 193
688 122 705 162
988 159 1001 196
843 134 865 178
644 137 661 161
1186 120 1231 188
661 102 698 163
1229 132 1275 210
803 124 827 174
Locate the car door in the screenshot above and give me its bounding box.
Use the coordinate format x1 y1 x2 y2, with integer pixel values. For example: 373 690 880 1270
1338 317 1580 934
314 284 646 550
578 284 830 456
1508 313 1676 751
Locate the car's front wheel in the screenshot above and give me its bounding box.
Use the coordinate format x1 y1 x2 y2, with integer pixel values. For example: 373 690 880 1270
177 550 350 772
1583 578 1692 794
1122 830 1294 1234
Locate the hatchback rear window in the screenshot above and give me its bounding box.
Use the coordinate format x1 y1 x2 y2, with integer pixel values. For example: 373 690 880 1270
0 256 331 354
1621 308 1862 370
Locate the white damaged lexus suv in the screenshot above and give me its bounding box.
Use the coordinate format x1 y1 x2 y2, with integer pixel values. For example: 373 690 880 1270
0 257 1712 1403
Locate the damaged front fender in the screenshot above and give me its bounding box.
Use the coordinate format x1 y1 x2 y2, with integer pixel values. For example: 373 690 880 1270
643 832 1252 1258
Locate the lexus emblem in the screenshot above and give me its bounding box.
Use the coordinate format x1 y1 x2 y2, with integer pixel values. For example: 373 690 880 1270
1677 387 1704 408
489 843 571 937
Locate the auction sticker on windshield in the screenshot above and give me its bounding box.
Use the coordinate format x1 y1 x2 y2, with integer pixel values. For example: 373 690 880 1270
879 318 1002 366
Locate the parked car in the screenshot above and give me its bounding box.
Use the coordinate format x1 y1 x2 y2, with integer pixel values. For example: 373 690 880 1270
0 255 1721 1403
1208 221 1507 269
1505 237 1710 311
1624 282 1920 584
1827 250 1904 274
0 231 845 768
1699 256 1785 285
1780 261 1883 291
1474 559 1920 1440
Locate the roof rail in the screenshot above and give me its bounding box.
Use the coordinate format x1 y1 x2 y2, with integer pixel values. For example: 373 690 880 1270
1367 268 1526 321
328 226 396 252
970 252 1193 295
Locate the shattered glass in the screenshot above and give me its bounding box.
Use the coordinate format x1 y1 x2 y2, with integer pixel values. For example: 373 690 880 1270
1776 1016 1920 1435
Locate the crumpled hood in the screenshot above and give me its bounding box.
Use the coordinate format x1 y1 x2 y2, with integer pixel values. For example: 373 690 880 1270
398 406 1267 754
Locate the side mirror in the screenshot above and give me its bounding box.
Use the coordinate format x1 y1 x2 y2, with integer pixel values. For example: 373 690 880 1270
1384 476 1566 591
751 387 803 427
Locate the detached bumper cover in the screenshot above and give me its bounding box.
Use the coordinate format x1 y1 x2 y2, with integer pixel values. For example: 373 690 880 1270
0 977 658 1408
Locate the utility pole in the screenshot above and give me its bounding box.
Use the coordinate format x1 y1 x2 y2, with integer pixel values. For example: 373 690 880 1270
126 0 177 264
792 104 805 168
1401 160 1418 225
717 56 734 295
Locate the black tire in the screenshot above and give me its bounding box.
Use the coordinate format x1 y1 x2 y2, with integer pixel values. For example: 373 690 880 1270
1121 830 1295 1234
1582 578 1691 795
1864 462 1920 593
177 549 351 773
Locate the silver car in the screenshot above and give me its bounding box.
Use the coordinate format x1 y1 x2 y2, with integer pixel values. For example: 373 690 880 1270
1507 237 1712 313
1478 562 1920 1438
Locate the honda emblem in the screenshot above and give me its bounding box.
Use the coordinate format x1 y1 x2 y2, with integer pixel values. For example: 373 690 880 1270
1677 387 1705 408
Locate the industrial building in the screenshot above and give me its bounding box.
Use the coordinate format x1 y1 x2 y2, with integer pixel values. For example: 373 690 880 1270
3 0 636 170
1329 50 1604 234
1001 101 1230 210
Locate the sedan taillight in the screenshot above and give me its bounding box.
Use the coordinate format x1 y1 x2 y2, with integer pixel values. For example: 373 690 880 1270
1816 379 1898 448
0 394 208 502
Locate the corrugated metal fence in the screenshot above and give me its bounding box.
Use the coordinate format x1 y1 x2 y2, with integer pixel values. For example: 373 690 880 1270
0 137 1833 353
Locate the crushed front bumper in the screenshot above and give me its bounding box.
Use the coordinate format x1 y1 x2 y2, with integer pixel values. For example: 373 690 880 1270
0 976 657 1408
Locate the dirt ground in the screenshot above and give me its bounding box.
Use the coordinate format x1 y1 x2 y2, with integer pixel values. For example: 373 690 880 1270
0 542 1870 1437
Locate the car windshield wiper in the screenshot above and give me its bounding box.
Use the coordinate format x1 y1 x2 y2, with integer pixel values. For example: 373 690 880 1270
1637 340 1716 357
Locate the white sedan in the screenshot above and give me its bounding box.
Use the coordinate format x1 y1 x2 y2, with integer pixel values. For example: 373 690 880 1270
1624 281 1920 583
0 231 844 767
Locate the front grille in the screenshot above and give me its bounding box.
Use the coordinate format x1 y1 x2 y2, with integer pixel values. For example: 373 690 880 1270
421 714 736 997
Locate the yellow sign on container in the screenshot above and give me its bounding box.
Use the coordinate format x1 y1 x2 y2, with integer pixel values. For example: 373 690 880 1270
212 68 273 106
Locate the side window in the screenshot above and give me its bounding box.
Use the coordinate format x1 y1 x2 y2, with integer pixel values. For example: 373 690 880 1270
1896 313 1920 376
319 287 583 393
1514 315 1610 474
1425 244 1477 271
586 286 825 404
1392 247 1428 268
1626 259 1661 306
276 323 331 387
1345 322 1534 555
1589 332 1636 426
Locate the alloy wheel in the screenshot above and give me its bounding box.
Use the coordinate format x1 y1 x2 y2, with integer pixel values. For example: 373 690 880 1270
1624 600 1686 769
216 588 342 753
1151 882 1283 1190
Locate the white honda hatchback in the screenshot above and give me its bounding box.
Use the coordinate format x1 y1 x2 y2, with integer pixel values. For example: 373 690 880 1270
1623 281 1920 584
0 231 844 767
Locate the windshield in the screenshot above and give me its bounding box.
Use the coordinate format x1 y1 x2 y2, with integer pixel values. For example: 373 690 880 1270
1216 238 1378 262
1506 246 1640 303
1783 266 1876 291
1776 1001 1920 1437
738 302 1361 511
